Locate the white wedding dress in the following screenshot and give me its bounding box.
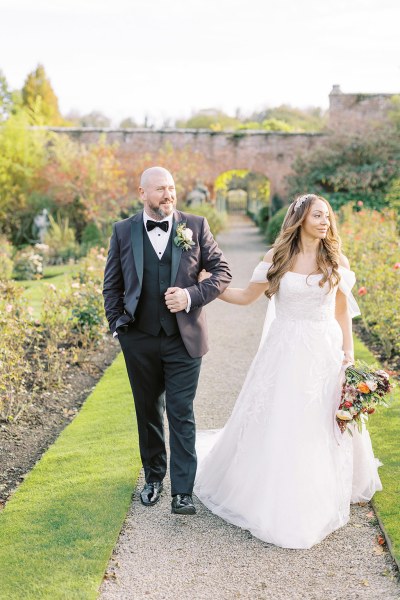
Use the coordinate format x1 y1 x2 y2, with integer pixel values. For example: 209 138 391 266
194 262 382 549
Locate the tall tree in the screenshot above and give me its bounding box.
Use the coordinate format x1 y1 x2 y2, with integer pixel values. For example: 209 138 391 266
0 111 48 237
119 117 137 128
175 109 241 130
80 111 111 128
249 104 327 132
21 64 64 125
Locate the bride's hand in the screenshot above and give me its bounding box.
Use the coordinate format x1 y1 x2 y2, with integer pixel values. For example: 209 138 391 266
198 269 212 283
342 351 354 366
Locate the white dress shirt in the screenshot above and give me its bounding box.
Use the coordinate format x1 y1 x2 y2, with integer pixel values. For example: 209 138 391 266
143 210 173 258
143 210 191 312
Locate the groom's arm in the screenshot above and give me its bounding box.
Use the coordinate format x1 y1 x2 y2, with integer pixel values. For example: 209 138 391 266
184 217 232 310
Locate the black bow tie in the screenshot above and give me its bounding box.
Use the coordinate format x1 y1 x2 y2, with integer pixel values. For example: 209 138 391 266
146 220 169 233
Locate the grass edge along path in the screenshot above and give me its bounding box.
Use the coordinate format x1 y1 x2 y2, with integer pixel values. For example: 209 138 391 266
0 352 140 600
354 336 400 570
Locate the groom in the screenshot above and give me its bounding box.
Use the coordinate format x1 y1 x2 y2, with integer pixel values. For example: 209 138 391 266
103 166 231 515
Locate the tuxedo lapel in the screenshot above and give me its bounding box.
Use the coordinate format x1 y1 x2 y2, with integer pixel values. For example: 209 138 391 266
170 211 183 286
130 213 144 287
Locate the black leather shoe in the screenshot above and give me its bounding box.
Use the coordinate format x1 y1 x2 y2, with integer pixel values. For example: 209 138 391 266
140 481 163 506
171 494 196 515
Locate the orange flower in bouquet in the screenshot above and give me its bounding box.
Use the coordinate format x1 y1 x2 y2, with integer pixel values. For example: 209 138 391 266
357 381 371 394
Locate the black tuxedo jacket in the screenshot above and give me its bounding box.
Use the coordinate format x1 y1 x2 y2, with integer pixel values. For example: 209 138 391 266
103 209 232 357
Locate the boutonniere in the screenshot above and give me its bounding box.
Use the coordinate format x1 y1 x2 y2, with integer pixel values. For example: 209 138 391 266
174 222 195 251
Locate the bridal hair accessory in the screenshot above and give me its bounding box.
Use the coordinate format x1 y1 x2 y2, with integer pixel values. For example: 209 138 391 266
294 194 311 211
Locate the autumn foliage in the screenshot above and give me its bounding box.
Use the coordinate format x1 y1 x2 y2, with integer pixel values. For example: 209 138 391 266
37 135 129 225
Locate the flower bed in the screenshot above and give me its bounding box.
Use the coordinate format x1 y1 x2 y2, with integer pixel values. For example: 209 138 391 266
339 205 400 361
0 247 108 422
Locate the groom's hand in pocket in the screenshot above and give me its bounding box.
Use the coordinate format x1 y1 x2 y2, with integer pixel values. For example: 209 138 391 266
165 287 188 313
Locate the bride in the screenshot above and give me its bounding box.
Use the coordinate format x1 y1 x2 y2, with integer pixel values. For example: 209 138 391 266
194 193 382 549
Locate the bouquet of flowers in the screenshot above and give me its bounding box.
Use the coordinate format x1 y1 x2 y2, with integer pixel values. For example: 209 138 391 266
336 361 393 434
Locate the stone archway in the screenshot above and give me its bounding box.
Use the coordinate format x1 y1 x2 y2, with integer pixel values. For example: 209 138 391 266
213 169 270 216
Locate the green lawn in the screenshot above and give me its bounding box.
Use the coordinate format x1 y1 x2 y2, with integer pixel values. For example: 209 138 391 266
17 264 78 317
354 336 400 566
0 352 140 600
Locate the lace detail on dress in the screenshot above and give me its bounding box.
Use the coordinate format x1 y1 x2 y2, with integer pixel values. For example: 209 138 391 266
275 274 336 322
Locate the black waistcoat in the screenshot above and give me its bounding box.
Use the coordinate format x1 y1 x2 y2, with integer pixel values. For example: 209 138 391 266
134 228 179 336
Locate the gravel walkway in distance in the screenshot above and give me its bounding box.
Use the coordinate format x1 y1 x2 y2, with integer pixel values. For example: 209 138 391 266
99 215 399 600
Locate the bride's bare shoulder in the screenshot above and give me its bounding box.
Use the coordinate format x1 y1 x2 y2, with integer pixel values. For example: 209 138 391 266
339 253 350 269
263 248 274 263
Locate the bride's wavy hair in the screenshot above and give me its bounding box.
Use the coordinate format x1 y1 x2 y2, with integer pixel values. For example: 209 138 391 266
266 194 341 299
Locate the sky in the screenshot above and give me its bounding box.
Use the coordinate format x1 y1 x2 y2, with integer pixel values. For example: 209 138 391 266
0 0 399 126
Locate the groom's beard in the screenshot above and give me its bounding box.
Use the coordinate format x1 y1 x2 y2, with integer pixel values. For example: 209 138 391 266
153 201 176 219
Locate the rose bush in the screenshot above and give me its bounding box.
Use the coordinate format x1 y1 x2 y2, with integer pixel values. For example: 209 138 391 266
0 281 42 421
339 204 400 359
0 247 108 421
12 248 44 280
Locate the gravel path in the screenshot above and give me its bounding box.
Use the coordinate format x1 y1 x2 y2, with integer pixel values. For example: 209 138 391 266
99 216 399 600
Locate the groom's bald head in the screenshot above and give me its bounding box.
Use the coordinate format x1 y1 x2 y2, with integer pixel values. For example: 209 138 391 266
140 166 174 190
139 166 177 220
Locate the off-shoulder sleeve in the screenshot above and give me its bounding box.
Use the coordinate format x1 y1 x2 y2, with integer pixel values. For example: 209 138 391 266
250 261 271 283
338 267 361 319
